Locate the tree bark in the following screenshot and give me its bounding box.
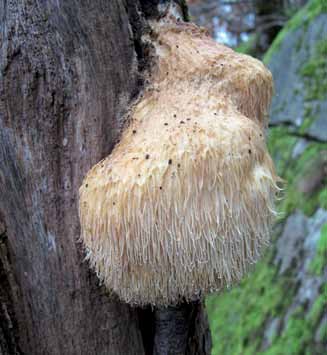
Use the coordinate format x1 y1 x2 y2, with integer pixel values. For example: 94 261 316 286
0 1 211 354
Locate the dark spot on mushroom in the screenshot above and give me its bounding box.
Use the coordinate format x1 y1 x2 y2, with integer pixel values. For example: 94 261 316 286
138 174 141 177
176 45 179 48
248 136 251 140
85 184 88 188
113 202 116 205
159 186 162 190
164 123 168 126
177 163 181 168
187 118 191 121
168 159 172 165
173 114 177 118
214 112 217 115
180 120 185 124
248 149 252 154
220 63 224 66
145 154 150 159
132 130 137 134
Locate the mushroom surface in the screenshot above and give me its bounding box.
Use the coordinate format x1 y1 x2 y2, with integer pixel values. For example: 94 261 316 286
79 20 279 306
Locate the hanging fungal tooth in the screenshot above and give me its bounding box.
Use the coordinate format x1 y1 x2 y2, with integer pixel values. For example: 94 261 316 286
79 19 280 306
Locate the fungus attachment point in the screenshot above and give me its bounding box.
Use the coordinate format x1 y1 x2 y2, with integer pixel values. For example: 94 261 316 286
79 19 279 306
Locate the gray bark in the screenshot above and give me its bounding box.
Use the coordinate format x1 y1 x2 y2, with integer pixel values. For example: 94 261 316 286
154 303 211 355
0 1 211 354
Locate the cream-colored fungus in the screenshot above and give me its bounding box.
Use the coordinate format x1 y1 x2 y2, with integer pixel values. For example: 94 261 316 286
79 19 279 306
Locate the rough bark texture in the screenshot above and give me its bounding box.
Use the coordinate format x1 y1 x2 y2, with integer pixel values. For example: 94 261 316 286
0 1 211 354
154 302 211 355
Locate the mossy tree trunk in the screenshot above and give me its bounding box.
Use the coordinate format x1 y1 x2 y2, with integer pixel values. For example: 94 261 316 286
0 1 211 354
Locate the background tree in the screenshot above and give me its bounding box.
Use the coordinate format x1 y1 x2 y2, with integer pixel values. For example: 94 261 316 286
0 1 211 354
188 0 308 56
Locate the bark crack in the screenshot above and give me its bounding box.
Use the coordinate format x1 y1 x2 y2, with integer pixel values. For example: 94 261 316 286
0 214 22 355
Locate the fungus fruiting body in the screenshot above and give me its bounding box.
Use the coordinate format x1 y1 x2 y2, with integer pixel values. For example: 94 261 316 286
79 19 279 306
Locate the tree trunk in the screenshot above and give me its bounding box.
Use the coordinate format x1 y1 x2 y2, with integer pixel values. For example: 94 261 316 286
254 0 284 55
0 1 211 354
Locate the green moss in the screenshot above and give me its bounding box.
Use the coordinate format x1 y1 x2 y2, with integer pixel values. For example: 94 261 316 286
206 252 296 355
260 288 326 355
235 35 257 55
273 142 327 217
206 250 325 355
264 0 326 65
267 126 297 176
266 126 325 217
318 187 327 209
300 38 327 101
280 185 321 217
309 223 327 275
262 309 310 355
308 291 326 326
317 322 327 342
299 115 315 134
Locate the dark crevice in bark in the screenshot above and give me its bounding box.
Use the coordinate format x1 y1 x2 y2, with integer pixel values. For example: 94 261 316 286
153 303 195 355
139 0 189 21
0 214 22 355
140 0 162 19
185 302 212 355
125 0 153 89
137 306 156 355
137 301 211 355
136 301 211 355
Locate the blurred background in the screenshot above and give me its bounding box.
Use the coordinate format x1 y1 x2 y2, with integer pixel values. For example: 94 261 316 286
187 0 327 354
189 0 308 56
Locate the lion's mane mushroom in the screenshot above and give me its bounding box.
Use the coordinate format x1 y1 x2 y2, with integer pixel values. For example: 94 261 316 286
79 19 279 306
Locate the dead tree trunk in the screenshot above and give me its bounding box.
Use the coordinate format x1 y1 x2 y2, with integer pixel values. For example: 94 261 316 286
0 1 211 354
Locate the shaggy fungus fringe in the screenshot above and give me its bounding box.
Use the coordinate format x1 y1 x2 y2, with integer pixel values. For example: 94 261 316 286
79 19 279 306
